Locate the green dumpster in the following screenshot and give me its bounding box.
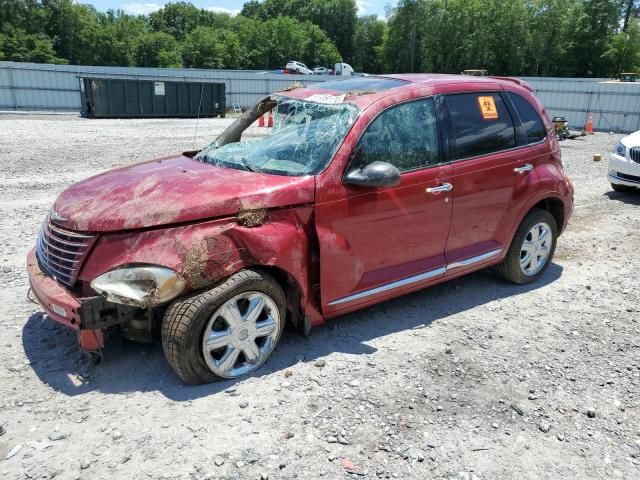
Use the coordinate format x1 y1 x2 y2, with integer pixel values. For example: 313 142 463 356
80 77 225 118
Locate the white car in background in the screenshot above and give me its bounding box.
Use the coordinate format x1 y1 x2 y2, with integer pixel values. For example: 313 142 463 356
312 66 332 75
610 131 640 192
285 61 312 75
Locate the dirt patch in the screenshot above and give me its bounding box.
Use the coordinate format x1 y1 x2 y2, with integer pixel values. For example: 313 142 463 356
278 82 305 92
180 241 208 289
237 208 268 227
345 89 377 97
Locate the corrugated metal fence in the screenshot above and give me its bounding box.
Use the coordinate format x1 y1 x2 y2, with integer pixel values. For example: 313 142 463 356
3 62 640 133
0 61 327 113
523 76 640 133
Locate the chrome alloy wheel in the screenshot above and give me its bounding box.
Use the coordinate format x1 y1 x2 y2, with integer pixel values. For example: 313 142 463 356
520 221 552 276
201 291 280 378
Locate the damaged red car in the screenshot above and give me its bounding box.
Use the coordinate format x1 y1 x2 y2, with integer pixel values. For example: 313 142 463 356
27 75 573 384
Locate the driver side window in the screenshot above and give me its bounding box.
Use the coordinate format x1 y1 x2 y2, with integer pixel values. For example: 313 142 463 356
353 97 440 172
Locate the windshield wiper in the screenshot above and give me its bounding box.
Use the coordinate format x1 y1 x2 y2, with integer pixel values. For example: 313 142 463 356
195 152 261 173
238 157 261 173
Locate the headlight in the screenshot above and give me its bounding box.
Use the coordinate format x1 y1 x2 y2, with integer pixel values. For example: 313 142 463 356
614 143 626 157
90 266 187 307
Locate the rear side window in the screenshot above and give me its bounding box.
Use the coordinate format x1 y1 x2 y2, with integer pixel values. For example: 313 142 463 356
507 92 546 143
446 93 516 159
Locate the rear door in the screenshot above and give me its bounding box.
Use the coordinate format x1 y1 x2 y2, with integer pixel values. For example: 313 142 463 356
443 91 537 270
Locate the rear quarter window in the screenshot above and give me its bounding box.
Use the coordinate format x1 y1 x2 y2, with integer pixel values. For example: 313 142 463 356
446 93 516 159
507 92 546 143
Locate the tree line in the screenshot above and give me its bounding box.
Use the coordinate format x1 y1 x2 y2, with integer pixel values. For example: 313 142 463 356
0 0 639 77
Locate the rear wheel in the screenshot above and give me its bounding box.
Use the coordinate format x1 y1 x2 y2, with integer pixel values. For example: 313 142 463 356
496 208 558 285
161 269 286 384
611 182 635 193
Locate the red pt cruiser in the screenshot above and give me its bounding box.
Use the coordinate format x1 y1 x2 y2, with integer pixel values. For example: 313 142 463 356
27 75 573 384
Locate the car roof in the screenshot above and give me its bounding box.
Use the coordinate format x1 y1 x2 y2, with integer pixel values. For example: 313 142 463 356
283 74 534 109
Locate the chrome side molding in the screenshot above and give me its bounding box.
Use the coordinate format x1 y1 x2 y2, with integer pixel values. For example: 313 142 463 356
447 248 502 270
328 267 446 306
328 248 502 306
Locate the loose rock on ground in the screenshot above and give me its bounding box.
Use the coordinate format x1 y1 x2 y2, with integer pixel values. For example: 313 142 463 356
0 116 638 479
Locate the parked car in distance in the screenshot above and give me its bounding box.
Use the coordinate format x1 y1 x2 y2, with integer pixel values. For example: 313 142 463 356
28 74 573 384
313 67 332 75
609 131 640 192
285 60 312 75
334 62 355 76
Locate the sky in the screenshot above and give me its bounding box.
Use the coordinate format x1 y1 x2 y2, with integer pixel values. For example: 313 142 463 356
81 0 396 18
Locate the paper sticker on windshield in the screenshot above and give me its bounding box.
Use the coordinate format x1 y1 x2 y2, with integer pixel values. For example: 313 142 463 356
478 96 498 120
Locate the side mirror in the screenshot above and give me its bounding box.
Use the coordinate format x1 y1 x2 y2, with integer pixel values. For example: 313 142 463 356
343 161 401 187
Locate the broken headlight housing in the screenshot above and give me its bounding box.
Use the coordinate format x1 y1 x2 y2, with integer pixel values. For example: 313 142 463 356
90 266 187 308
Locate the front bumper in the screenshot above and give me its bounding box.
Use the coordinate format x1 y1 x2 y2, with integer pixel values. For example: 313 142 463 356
609 153 640 186
27 248 139 350
27 248 82 329
608 171 640 187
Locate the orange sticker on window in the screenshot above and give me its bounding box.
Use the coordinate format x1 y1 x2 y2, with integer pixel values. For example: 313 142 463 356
478 96 499 120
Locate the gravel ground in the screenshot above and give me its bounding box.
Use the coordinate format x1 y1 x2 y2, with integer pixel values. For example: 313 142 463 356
0 115 639 480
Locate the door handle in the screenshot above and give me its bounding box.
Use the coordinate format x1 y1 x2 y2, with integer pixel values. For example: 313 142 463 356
425 183 453 193
514 163 533 173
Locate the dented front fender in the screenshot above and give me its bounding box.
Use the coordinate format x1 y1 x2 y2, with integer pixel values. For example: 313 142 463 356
78 206 323 324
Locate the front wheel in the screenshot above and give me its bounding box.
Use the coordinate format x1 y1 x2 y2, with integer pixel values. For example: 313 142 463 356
496 208 558 285
161 269 286 384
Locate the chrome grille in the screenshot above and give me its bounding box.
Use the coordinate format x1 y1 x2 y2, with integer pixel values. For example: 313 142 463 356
36 221 95 288
630 146 640 164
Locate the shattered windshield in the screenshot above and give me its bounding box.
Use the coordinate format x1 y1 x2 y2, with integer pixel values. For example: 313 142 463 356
196 96 359 176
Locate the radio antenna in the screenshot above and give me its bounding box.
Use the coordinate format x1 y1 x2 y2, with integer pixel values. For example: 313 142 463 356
193 82 205 149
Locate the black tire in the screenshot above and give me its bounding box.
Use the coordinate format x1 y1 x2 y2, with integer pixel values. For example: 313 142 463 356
495 208 558 285
611 182 635 193
161 269 286 385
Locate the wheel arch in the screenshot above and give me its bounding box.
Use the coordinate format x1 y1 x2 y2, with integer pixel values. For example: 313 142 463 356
178 263 312 336
502 193 567 261
249 265 309 334
532 196 565 234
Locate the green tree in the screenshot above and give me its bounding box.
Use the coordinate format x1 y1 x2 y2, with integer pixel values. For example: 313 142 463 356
41 0 102 64
572 0 625 76
258 16 340 70
239 0 356 60
133 31 181 67
622 0 640 31
524 0 590 76
302 21 342 68
603 18 640 72
382 0 422 72
0 25 66 63
233 15 266 69
182 26 244 68
0 0 49 34
149 2 201 40
352 15 386 73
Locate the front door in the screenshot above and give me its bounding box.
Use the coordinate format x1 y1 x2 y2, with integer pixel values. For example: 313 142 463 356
315 96 453 315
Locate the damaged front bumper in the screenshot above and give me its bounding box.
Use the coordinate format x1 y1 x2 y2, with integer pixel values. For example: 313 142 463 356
27 248 139 350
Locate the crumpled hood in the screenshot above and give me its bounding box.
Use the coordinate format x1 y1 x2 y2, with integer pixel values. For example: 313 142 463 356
52 155 315 232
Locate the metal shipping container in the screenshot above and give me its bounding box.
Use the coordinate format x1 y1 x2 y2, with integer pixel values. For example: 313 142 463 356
80 77 225 118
